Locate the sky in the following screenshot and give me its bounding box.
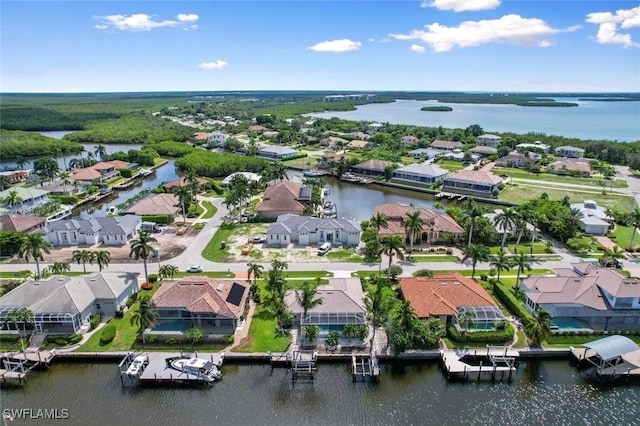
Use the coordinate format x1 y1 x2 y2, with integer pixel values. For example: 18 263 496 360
1 0 639 93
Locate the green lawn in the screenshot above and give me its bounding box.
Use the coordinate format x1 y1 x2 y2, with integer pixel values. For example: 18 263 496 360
326 248 364 262
545 334 640 348
232 304 291 353
78 285 160 352
513 330 529 348
432 268 554 277
499 185 635 210
0 271 32 279
442 338 501 349
437 160 466 172
410 255 460 262
174 271 236 278
201 223 237 262
201 201 218 219
282 270 334 279
507 243 551 255
609 225 637 249
492 167 628 188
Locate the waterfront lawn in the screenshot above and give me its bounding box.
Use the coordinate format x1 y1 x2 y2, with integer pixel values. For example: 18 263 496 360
78 285 160 352
233 304 290 353
545 334 640 348
201 200 218 219
609 225 636 249
442 338 497 349
499 185 635 211
513 330 529 348
492 167 628 188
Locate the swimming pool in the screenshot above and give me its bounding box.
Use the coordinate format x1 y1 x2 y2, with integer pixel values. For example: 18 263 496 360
152 321 191 332
551 318 592 330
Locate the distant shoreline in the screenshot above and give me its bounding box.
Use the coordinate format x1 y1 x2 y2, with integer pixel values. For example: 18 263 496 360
420 106 453 112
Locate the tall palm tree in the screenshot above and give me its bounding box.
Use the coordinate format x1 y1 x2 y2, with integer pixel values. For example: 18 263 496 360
463 206 483 247
0 175 11 191
494 207 518 248
185 170 201 201
404 211 424 254
461 243 490 278
48 261 71 275
16 158 27 170
158 264 179 281
629 207 640 249
295 281 323 328
247 262 264 287
7 308 34 337
2 190 23 209
129 230 157 284
490 248 512 282
601 246 625 267
513 253 532 289
173 185 192 225
129 298 159 343
370 212 388 243
94 250 111 271
364 281 389 354
457 309 476 337
18 233 51 276
57 170 73 195
379 235 405 280
94 144 108 162
525 308 553 347
72 249 94 274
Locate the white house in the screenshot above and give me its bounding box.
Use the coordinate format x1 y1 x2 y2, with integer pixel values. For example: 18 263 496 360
570 200 613 235
257 146 298 160
266 214 361 247
555 146 585 158
517 141 550 153
208 132 228 145
392 163 448 185
400 135 419 146
46 216 142 246
476 134 502 148
0 187 50 215
408 148 443 159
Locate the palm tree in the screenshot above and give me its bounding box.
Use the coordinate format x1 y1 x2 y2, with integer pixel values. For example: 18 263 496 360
379 235 405 280
18 233 51 276
494 207 518 248
525 308 553 347
461 243 489 278
94 250 111 271
513 253 532 289
295 281 323 328
457 309 476 337
57 170 73 195
629 207 640 249
2 190 23 209
0 175 11 191
48 261 71 275
370 212 388 242
129 230 157 284
72 249 94 274
69 158 82 170
463 206 483 247
173 185 192 225
490 248 512 282
7 308 34 338
601 246 625 267
158 264 179 281
247 262 264 287
94 144 108 161
404 211 424 255
185 170 201 200
16 158 27 170
129 298 159 343
364 281 389 354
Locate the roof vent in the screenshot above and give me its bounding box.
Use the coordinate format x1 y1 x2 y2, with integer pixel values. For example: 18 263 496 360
216 282 224 292
453 281 460 285
441 282 447 286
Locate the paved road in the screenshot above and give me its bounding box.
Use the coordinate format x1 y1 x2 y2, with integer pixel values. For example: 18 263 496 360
614 165 640 205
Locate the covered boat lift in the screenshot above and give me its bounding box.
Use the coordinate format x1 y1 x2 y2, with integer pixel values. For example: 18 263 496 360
570 335 640 380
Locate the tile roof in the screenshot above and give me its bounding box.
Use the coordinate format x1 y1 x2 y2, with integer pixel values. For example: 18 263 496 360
70 167 102 181
400 273 498 317
162 177 208 191
267 214 361 234
393 163 448 177
0 214 47 232
373 202 464 235
445 170 503 185
256 182 305 214
284 278 365 314
430 140 463 149
0 187 49 200
352 159 392 171
123 194 180 216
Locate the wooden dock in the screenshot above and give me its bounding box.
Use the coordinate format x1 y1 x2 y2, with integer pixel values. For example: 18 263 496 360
352 352 380 382
0 349 56 385
270 350 317 382
441 346 518 382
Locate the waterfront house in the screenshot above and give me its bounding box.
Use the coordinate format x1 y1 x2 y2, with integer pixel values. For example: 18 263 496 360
0 187 50 215
122 194 181 221
150 278 248 336
400 272 506 330
39 179 81 197
193 132 211 141
392 163 448 185
476 134 502 148
284 277 367 335
0 214 47 233
470 146 498 156
373 202 464 244
221 172 261 186
0 170 30 184
401 135 419 146
441 149 480 163
350 159 392 177
46 215 142 246
257 146 298 160
256 181 305 220
162 177 209 193
208 132 228 145
430 140 463 151
516 141 550 153
408 148 443 159
495 153 534 168
0 272 139 334
319 153 344 169
555 146 585 158
548 158 592 176
70 160 128 184
347 139 377 150
520 263 640 331
569 200 613 235
265 214 361 247
442 170 504 197
366 122 384 134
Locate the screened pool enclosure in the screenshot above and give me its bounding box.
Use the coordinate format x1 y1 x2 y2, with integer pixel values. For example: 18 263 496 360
455 306 506 331
301 312 367 334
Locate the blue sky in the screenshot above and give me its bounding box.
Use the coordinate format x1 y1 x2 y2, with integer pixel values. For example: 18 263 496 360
1 1 639 92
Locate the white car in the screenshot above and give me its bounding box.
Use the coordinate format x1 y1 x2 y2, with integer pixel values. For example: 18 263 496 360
187 265 203 273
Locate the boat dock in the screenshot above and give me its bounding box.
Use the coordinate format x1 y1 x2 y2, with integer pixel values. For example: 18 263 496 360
118 351 225 387
569 335 640 381
441 346 518 382
435 192 467 201
0 349 56 385
270 350 318 382
352 352 380 382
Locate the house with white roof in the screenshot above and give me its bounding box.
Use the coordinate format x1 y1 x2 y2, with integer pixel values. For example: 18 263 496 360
516 141 550 153
0 187 50 215
408 148 443 159
46 216 142 246
570 200 613 235
266 214 361 247
392 163 448 185
257 145 298 160
476 134 502 148
555 146 585 158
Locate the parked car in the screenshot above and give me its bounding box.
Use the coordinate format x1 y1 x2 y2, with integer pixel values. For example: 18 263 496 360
248 236 265 243
317 242 332 256
186 265 203 273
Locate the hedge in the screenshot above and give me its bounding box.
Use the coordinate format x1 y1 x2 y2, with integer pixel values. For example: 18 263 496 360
141 215 170 224
281 153 309 162
90 314 101 330
99 324 117 345
0 334 22 343
45 333 83 346
447 323 515 344
118 168 133 178
50 195 79 204
493 283 533 327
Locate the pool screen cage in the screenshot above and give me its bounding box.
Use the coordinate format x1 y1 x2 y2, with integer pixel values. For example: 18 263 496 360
455 306 506 331
301 312 367 330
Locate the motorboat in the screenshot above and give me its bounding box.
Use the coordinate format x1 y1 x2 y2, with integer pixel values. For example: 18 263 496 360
169 357 222 383
138 169 153 177
126 355 149 376
302 170 319 179
340 172 359 182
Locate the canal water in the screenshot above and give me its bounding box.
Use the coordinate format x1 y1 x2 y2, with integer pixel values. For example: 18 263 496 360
1 361 638 425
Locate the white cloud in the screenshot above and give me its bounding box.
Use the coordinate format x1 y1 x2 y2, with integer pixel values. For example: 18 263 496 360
410 44 426 54
94 13 199 32
390 14 576 52
307 39 361 52
368 38 376 42
198 60 228 70
586 6 640 48
421 0 501 12
378 38 391 43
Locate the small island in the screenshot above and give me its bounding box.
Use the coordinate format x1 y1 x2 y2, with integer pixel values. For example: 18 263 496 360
420 106 453 112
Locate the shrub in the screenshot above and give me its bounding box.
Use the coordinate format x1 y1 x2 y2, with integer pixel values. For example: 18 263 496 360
493 284 533 327
447 323 515 344
185 327 205 344
90 314 101 330
115 310 124 319
480 274 488 281
118 168 133 178
99 324 117 345
222 335 234 344
148 274 158 283
413 269 434 278
165 335 178 345
68 334 82 344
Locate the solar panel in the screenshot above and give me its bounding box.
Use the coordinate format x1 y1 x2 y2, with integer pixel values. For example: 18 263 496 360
226 282 246 306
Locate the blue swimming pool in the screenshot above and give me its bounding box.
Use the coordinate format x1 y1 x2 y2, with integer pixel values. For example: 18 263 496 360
552 318 592 330
152 321 191 332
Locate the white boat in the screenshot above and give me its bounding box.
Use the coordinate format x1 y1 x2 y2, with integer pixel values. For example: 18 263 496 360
126 355 148 376
340 172 359 182
169 357 222 382
138 169 153 177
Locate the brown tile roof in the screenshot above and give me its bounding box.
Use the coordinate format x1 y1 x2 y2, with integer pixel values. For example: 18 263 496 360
123 194 180 216
71 167 102 181
348 140 370 148
400 273 498 317
445 170 503 185
550 160 591 173
152 278 247 319
0 214 47 232
162 177 208 191
193 132 210 140
248 125 268 132
256 181 304 214
352 159 392 172
496 154 533 164
92 162 116 170
431 140 463 149
373 202 464 235
107 160 130 169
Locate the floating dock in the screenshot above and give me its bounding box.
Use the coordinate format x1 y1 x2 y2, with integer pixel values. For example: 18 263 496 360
352 352 380 382
441 346 518 382
0 349 56 385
